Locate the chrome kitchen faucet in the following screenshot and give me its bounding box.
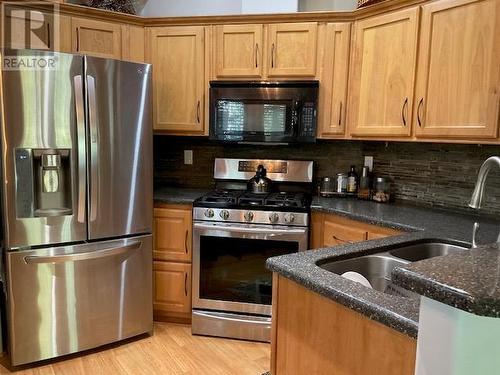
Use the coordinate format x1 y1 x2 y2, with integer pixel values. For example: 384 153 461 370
469 156 500 247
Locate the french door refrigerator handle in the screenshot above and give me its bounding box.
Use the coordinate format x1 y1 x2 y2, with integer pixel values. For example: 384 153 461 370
74 75 86 224
87 75 98 222
23 241 142 264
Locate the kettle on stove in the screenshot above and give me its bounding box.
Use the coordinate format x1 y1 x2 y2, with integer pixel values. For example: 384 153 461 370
248 164 272 194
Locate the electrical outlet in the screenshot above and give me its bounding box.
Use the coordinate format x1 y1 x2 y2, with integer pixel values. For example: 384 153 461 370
184 150 193 165
364 156 373 172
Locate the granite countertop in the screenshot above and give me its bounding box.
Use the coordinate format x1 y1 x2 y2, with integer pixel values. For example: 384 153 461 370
267 196 500 338
154 187 500 336
154 186 209 205
392 243 500 318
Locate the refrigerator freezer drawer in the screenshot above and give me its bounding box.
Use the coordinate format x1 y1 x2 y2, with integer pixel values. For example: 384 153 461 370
5 235 153 366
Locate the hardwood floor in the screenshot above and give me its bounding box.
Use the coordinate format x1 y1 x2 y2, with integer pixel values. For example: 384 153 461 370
0 323 270 374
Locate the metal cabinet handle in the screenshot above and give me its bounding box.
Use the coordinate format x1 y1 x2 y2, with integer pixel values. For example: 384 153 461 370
73 76 86 224
332 235 354 244
196 101 200 123
255 43 259 68
47 22 51 49
338 101 343 126
271 43 275 68
76 27 80 52
184 230 189 253
24 241 142 264
402 98 408 126
184 273 188 296
417 98 424 127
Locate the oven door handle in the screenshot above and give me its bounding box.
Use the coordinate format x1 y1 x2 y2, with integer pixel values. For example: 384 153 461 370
193 222 307 235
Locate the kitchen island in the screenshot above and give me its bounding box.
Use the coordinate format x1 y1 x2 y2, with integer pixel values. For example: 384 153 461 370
267 197 500 375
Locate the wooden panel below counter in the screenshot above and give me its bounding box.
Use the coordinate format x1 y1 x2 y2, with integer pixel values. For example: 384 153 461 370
271 275 417 375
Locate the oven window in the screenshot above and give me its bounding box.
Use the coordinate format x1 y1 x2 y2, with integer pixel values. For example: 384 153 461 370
199 236 298 305
215 100 287 134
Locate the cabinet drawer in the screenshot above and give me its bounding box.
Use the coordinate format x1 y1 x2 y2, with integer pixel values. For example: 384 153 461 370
154 205 192 262
323 220 368 246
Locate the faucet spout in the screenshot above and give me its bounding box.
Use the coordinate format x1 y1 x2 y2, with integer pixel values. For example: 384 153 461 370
469 156 500 209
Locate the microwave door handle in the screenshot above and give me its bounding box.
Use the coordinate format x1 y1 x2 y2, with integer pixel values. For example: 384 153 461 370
73 75 86 224
87 75 98 222
193 223 307 235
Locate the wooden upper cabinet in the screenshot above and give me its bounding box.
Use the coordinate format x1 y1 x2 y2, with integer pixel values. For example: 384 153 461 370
71 17 122 59
348 8 419 137
148 26 205 134
318 23 351 138
122 25 145 63
215 24 264 78
267 22 318 77
414 0 500 139
153 206 192 263
2 7 54 50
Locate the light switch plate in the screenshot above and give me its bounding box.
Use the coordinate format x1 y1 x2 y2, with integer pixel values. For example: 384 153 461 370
364 156 373 172
184 150 193 165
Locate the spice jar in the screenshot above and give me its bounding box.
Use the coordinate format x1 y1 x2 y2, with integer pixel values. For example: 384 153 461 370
372 177 391 203
335 173 348 194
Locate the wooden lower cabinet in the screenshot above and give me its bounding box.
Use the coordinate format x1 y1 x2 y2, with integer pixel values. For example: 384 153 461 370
271 275 416 375
153 261 191 323
153 204 193 323
311 211 402 249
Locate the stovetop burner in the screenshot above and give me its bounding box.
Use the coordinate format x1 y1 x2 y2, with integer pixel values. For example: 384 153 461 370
194 190 310 212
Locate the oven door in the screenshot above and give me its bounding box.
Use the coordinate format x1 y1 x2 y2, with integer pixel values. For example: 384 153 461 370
192 221 308 316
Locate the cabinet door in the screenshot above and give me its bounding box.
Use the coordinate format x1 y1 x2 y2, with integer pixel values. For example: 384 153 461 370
153 206 192 262
122 25 145 63
414 0 500 139
72 17 122 59
148 26 205 133
318 23 351 137
348 8 419 137
2 7 52 50
323 219 368 247
267 22 318 77
154 261 191 317
215 24 263 78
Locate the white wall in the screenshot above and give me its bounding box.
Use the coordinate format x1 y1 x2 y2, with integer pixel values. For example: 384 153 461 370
298 0 358 11
140 0 299 17
241 0 298 14
140 0 242 17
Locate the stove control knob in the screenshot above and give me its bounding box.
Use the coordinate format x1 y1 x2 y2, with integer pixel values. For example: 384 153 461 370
244 211 254 222
284 213 295 224
269 212 280 224
220 209 230 220
204 208 214 218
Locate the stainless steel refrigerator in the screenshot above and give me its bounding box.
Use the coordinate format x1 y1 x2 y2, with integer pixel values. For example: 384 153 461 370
0 49 153 366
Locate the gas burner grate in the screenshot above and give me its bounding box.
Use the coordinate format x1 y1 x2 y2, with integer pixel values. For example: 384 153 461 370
238 192 267 206
265 192 305 208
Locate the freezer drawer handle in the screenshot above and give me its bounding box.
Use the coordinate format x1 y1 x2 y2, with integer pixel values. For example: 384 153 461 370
23 241 142 264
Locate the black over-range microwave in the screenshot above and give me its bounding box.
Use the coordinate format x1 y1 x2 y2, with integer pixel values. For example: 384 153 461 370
209 80 318 144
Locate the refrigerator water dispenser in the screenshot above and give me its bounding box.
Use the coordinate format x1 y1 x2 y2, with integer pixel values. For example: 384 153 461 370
15 148 73 218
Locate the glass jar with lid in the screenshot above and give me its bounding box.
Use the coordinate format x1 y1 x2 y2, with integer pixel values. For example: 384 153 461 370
372 177 391 203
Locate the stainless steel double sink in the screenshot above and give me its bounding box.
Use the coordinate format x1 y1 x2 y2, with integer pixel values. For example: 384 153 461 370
318 241 468 298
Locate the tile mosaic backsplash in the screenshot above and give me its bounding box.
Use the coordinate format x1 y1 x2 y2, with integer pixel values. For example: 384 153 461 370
154 136 500 215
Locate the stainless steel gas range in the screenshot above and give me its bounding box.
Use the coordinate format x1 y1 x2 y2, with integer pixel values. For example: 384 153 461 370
191 158 313 342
